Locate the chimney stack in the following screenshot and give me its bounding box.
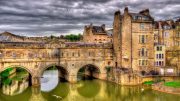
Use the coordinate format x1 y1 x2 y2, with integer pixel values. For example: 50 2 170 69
124 6 129 14
101 24 105 30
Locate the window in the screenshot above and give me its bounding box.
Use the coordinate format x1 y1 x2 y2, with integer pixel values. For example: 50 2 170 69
139 59 148 66
157 46 159 51
139 48 148 57
159 54 161 59
78 52 80 57
155 61 164 66
139 35 147 43
61 53 64 57
140 23 144 29
133 16 138 20
12 52 16 58
159 61 161 66
176 33 180 37
156 46 162 51
72 52 75 57
162 54 164 59
156 54 158 59
164 32 169 38
163 26 170 30
175 41 180 46
138 16 142 20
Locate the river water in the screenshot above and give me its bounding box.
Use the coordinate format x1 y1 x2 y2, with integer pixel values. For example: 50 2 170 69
0 70 180 101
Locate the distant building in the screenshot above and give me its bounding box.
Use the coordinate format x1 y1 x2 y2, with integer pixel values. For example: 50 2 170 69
154 18 180 75
83 24 112 43
154 20 176 49
0 32 37 43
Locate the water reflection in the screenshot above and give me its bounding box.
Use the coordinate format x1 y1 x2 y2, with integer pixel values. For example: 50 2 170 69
1 69 180 101
77 80 100 98
0 67 31 96
29 87 47 101
42 83 69 101
0 80 180 101
41 70 59 92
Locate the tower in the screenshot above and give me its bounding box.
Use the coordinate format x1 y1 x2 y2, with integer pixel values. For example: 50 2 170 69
121 7 132 69
113 10 122 68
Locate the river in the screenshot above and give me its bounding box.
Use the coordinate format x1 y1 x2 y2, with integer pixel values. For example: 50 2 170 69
0 70 180 101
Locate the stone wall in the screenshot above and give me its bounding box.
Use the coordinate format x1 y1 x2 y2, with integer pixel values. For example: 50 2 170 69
152 82 180 94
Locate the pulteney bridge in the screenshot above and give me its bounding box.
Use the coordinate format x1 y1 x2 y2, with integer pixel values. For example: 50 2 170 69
0 42 113 86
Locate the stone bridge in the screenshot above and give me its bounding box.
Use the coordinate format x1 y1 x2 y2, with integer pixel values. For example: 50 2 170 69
0 42 113 86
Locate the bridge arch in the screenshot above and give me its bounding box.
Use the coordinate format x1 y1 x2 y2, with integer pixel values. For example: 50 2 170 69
40 64 69 82
76 64 101 81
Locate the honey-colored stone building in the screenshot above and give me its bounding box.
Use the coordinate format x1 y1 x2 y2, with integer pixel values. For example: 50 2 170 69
113 7 155 74
83 23 112 43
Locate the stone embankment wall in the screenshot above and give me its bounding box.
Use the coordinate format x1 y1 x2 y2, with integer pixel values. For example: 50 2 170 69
152 83 180 95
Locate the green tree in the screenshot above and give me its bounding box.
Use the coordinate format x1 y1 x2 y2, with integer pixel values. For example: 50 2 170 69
64 34 82 42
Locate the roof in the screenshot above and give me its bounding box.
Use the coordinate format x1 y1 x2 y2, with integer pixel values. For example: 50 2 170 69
92 26 106 34
154 20 176 29
129 13 153 21
0 32 39 42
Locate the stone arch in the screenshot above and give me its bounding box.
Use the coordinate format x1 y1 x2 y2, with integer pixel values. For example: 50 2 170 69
76 64 101 80
77 64 101 73
40 64 69 81
0 65 33 88
0 65 33 77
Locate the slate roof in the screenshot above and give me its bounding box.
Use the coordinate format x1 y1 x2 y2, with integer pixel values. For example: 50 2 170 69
129 13 153 21
92 26 106 34
154 20 176 29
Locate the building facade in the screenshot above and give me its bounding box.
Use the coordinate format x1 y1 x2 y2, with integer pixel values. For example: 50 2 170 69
113 7 155 74
83 24 112 43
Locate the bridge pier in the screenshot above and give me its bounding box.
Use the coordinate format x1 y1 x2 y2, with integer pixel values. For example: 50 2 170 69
32 77 40 87
68 75 77 83
98 73 107 80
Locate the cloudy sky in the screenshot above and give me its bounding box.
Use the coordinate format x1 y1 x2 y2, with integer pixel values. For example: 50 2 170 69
0 0 179 36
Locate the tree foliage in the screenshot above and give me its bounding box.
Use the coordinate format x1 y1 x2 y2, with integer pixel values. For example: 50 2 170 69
64 34 82 42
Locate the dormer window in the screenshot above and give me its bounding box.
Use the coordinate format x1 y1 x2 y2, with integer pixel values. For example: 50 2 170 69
133 16 138 20
163 26 170 30
138 16 142 20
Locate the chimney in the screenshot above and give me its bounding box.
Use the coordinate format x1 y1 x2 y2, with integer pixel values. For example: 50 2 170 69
124 6 129 14
90 23 93 28
84 25 87 30
158 21 162 29
101 24 105 30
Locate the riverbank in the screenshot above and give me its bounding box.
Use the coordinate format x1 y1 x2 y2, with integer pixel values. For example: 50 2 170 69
152 82 180 95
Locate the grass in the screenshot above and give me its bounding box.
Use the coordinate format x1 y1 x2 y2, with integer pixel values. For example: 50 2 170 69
164 81 180 88
143 81 154 85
